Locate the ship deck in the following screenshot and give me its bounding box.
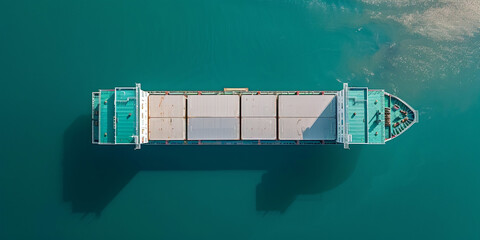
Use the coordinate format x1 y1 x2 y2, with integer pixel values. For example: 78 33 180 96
99 90 115 144
92 84 417 149
347 88 385 144
115 88 137 144
384 92 418 140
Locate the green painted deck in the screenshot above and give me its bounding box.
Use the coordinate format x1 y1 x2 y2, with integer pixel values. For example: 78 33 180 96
115 88 137 143
99 90 115 143
92 93 100 143
385 94 392 139
347 88 367 143
367 90 385 144
389 95 416 137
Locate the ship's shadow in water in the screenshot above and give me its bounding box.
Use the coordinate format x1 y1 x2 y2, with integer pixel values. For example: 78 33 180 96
63 115 361 215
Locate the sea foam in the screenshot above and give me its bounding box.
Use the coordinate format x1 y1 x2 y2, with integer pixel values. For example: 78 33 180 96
364 0 480 41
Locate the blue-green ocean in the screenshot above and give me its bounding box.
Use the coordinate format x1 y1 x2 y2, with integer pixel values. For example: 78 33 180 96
1 0 480 239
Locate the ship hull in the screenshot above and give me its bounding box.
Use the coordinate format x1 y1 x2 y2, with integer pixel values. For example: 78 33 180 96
92 83 418 149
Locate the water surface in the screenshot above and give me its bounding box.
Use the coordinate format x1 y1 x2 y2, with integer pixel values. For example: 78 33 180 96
1 0 480 239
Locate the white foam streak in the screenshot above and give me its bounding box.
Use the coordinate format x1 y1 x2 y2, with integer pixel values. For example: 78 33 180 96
364 0 480 41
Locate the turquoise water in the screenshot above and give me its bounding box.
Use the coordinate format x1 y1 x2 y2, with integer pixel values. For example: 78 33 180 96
2 0 480 239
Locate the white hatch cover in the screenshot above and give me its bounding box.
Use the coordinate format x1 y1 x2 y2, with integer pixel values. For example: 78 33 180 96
278 95 336 140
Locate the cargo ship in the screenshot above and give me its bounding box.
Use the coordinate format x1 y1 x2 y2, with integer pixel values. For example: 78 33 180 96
91 83 418 149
